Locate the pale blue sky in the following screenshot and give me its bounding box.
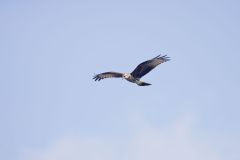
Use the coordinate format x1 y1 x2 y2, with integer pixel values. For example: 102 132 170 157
1 0 240 160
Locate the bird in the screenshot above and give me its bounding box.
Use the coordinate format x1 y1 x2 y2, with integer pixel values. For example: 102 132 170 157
93 54 170 86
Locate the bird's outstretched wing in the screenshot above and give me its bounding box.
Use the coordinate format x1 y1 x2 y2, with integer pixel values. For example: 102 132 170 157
131 54 170 79
93 72 123 81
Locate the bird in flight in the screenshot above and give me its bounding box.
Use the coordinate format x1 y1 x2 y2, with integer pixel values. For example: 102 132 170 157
93 54 170 86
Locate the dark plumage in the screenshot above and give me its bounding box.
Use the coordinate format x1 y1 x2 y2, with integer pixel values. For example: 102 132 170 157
131 55 170 79
93 54 170 86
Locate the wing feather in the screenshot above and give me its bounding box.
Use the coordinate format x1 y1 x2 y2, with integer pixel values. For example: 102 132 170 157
131 54 170 79
93 72 123 81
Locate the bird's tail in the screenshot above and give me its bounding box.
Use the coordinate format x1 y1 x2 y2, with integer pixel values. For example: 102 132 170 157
137 81 152 86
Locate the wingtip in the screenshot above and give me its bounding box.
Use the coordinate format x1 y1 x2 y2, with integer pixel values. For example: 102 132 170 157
155 54 171 61
154 54 161 59
93 74 100 81
165 57 171 61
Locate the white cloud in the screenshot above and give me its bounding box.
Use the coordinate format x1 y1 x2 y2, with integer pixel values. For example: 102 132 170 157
20 136 116 160
20 113 220 160
124 113 219 160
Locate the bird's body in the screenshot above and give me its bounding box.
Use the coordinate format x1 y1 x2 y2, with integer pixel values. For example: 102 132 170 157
93 54 170 86
122 73 151 86
123 73 136 83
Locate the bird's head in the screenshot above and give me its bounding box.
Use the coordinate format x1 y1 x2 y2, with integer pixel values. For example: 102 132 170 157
123 73 131 79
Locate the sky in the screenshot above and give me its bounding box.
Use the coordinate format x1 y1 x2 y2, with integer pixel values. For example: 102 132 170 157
1 0 240 160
